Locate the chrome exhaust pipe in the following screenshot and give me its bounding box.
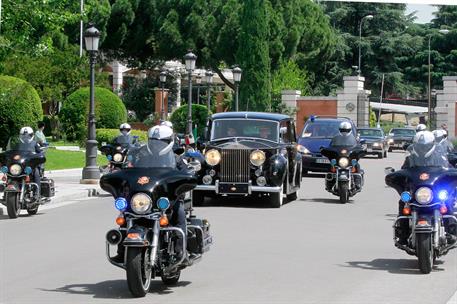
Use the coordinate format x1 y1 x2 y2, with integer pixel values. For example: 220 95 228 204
106 229 123 245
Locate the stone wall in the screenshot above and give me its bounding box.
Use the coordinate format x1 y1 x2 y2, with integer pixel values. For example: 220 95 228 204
435 76 457 138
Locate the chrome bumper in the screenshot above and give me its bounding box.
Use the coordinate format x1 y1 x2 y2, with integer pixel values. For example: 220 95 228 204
194 180 281 194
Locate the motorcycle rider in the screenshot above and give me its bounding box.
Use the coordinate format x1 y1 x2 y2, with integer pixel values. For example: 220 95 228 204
433 129 454 153
113 123 136 148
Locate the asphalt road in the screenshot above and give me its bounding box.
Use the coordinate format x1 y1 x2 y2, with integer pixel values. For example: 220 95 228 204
1 151 456 304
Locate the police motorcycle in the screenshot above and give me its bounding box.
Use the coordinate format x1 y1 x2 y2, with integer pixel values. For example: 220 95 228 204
320 122 365 204
101 126 212 297
0 129 54 218
385 131 457 274
100 124 138 173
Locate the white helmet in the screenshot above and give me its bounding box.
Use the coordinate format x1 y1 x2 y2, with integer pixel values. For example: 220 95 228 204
412 131 435 158
147 125 174 155
339 121 352 135
19 126 34 143
416 124 427 132
119 123 131 135
433 129 446 143
160 121 173 129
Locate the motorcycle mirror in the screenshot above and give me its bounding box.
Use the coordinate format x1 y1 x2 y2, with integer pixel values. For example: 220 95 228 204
384 167 395 174
403 143 410 150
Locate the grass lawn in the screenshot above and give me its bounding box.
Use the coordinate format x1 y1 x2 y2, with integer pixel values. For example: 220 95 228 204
45 148 108 170
46 138 80 146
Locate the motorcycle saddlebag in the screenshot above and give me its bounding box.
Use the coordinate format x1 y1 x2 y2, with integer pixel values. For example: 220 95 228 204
41 178 55 197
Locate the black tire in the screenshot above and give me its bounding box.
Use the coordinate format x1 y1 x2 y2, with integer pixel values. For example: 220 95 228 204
126 247 152 297
384 150 388 158
287 192 298 202
26 205 39 215
338 182 349 204
416 233 433 274
6 193 20 219
161 271 181 286
377 153 383 159
192 191 205 206
269 186 284 208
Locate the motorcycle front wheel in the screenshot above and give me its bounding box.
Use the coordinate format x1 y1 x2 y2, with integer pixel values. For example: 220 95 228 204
416 233 433 274
126 247 152 297
6 192 20 219
338 182 349 204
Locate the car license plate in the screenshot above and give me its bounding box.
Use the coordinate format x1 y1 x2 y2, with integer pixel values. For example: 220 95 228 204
316 158 330 164
218 183 249 194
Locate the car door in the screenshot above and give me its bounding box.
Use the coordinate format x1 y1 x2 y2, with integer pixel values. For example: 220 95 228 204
280 120 298 190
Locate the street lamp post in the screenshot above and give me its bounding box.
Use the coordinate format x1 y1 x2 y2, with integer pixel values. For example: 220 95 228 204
159 71 167 121
205 70 213 111
358 14 373 76
81 23 101 182
428 29 449 129
196 74 202 105
232 67 242 111
184 51 197 135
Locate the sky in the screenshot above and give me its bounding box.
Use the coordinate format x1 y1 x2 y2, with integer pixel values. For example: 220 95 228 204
406 4 438 23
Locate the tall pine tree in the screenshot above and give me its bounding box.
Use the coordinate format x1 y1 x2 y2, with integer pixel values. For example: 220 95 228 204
236 0 271 111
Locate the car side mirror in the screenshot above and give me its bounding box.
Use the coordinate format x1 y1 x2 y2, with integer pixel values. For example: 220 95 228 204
384 167 395 174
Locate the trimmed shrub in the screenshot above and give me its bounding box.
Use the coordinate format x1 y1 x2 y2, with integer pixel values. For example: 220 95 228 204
60 87 127 141
96 128 148 148
170 104 209 136
0 75 43 148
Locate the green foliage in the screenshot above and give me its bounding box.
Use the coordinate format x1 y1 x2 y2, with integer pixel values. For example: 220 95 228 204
96 128 147 147
236 0 271 111
369 107 377 127
0 76 43 148
60 87 127 141
45 148 108 170
170 105 209 136
271 60 310 96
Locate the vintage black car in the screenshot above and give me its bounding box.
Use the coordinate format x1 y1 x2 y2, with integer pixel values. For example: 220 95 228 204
387 127 416 151
357 127 388 158
192 112 302 208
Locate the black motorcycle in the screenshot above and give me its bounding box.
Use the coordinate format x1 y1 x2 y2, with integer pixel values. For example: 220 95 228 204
100 144 129 173
0 147 54 218
101 143 212 297
385 157 457 273
321 145 365 203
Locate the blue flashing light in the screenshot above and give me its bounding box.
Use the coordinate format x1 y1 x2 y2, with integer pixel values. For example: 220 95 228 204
330 159 337 166
310 115 316 122
107 155 113 161
127 155 133 161
438 190 448 201
351 159 357 166
24 166 32 175
186 151 201 158
114 197 128 211
400 191 412 203
1 166 7 173
157 197 170 210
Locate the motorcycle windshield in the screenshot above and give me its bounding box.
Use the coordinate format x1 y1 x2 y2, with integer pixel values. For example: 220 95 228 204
5 136 36 153
406 145 449 168
127 140 176 168
329 134 357 148
113 135 132 148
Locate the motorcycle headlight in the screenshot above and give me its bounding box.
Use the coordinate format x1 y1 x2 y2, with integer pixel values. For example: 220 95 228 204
338 157 349 168
297 145 310 154
113 153 123 162
9 164 22 176
415 187 433 204
250 150 266 166
130 193 152 214
205 149 221 166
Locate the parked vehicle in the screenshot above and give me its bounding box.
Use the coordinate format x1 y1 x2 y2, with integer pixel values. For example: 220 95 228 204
387 128 416 151
357 127 388 158
321 145 365 203
101 143 212 297
385 149 457 274
0 137 54 218
298 116 357 174
193 112 302 208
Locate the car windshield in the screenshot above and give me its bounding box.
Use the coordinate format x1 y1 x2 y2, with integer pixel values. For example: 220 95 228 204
406 144 449 168
391 129 415 136
211 119 279 142
358 129 383 137
127 141 176 168
301 120 344 138
5 136 37 153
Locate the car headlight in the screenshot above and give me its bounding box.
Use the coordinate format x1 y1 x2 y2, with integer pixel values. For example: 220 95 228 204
373 142 380 147
415 187 433 204
338 157 349 168
388 138 394 143
205 149 221 166
297 144 310 154
250 150 266 166
9 164 22 176
130 193 152 214
113 153 123 162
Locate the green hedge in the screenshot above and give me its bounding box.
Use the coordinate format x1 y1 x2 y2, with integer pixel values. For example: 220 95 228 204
60 87 127 141
170 104 209 136
96 128 147 148
0 75 43 148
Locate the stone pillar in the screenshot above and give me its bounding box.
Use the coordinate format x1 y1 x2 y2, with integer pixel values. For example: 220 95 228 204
215 92 225 113
175 72 182 108
435 76 457 138
337 76 371 127
281 90 301 122
154 88 169 121
112 60 124 95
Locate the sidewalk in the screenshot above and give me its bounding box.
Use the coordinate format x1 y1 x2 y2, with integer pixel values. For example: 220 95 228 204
0 168 106 214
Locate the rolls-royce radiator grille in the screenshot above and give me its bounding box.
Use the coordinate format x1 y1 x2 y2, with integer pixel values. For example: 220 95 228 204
220 149 250 182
